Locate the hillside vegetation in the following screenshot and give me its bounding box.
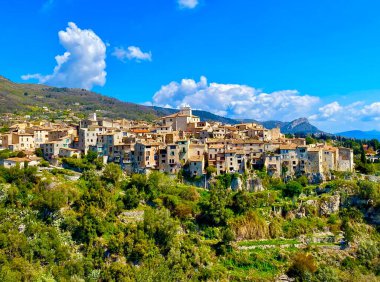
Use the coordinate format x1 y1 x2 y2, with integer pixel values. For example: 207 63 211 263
0 76 238 124
0 161 379 281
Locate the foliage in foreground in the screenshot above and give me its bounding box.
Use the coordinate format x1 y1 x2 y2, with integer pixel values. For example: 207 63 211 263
0 165 379 281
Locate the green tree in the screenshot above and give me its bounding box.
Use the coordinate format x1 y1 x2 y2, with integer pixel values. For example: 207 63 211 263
85 150 98 162
102 163 122 184
199 182 232 226
123 186 141 209
35 148 43 158
283 181 303 198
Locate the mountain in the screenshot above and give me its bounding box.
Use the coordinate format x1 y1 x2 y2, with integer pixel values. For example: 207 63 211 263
236 118 323 134
0 75 323 134
260 120 286 129
278 118 322 134
0 75 241 123
335 130 380 140
260 118 322 134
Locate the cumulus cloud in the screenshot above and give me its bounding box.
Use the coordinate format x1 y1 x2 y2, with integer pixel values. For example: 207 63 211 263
361 102 380 120
178 0 199 9
152 76 320 121
112 46 152 62
22 22 107 90
306 99 380 131
316 102 343 120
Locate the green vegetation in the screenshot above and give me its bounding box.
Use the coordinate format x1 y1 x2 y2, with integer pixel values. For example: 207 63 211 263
0 165 378 281
62 152 104 171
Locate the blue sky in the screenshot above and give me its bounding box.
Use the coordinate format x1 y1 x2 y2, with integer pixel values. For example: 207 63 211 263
1 0 380 132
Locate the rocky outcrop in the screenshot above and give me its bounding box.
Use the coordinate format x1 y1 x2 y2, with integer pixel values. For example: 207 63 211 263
249 177 264 192
231 177 243 191
231 175 265 192
319 193 340 216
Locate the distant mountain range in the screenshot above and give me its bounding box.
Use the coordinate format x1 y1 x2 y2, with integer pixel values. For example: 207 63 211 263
262 118 322 134
240 117 323 135
0 75 324 134
335 130 380 140
0 75 241 124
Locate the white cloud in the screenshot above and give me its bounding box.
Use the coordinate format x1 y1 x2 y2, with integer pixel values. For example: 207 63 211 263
307 100 380 131
112 46 152 63
362 102 380 120
178 0 199 9
317 102 343 120
152 76 320 121
152 76 380 131
22 22 107 90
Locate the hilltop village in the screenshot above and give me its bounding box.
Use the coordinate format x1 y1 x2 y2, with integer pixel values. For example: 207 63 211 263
0 106 353 183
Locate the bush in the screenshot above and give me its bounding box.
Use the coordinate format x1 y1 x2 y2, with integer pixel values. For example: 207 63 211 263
35 148 43 157
205 166 216 176
287 253 317 280
296 176 308 187
357 241 380 267
102 163 122 184
283 181 303 198
229 211 269 240
123 186 140 209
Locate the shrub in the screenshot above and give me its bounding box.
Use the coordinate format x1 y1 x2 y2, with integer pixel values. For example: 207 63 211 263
283 181 303 198
123 186 140 209
205 166 216 176
296 176 308 187
287 253 317 280
229 211 269 240
102 163 122 184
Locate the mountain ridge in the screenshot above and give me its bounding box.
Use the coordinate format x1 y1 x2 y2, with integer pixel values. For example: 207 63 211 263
0 76 323 134
335 130 380 140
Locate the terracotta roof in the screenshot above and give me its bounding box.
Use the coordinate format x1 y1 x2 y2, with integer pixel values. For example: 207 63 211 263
280 144 297 150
